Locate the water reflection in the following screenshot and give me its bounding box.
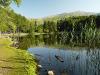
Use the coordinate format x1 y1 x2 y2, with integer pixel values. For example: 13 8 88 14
15 34 78 50
28 48 100 75
15 34 100 75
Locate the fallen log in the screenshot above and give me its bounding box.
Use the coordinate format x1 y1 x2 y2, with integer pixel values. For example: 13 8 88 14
55 55 64 62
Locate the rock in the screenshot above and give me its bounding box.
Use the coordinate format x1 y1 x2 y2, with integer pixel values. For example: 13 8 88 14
38 65 42 68
48 71 54 75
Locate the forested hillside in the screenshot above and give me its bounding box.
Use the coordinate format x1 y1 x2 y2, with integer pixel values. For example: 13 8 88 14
0 7 35 34
43 11 95 20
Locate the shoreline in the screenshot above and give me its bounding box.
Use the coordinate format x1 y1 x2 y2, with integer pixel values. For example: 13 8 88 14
0 37 38 75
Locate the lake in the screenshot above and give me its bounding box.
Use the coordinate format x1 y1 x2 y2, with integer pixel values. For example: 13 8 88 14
14 34 100 75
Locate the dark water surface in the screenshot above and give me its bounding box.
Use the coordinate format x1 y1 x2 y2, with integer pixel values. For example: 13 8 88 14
16 34 100 75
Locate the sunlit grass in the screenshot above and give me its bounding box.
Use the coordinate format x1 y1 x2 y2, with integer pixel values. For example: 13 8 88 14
0 38 37 75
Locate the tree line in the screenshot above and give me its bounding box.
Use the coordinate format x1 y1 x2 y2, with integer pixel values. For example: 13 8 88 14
34 15 100 47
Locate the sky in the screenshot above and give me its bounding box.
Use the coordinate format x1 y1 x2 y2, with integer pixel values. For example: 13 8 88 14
11 0 100 18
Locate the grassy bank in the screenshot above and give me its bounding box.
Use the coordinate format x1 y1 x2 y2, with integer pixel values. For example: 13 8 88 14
0 38 37 75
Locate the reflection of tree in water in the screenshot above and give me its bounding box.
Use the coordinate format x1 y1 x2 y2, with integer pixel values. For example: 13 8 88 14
86 49 100 75
43 33 71 46
17 35 35 49
17 34 45 49
43 34 58 46
59 49 100 75
17 34 100 50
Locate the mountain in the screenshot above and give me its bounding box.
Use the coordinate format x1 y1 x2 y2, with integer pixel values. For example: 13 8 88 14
43 11 96 20
96 13 100 16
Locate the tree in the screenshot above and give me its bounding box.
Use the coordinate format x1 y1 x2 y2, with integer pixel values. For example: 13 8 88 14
0 0 22 7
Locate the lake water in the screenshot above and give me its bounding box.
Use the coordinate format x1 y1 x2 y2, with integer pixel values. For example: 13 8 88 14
16 34 100 75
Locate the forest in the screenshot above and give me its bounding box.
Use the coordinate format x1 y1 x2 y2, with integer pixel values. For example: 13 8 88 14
0 7 100 47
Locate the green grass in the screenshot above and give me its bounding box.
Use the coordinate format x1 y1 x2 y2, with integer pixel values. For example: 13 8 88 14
0 38 37 75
